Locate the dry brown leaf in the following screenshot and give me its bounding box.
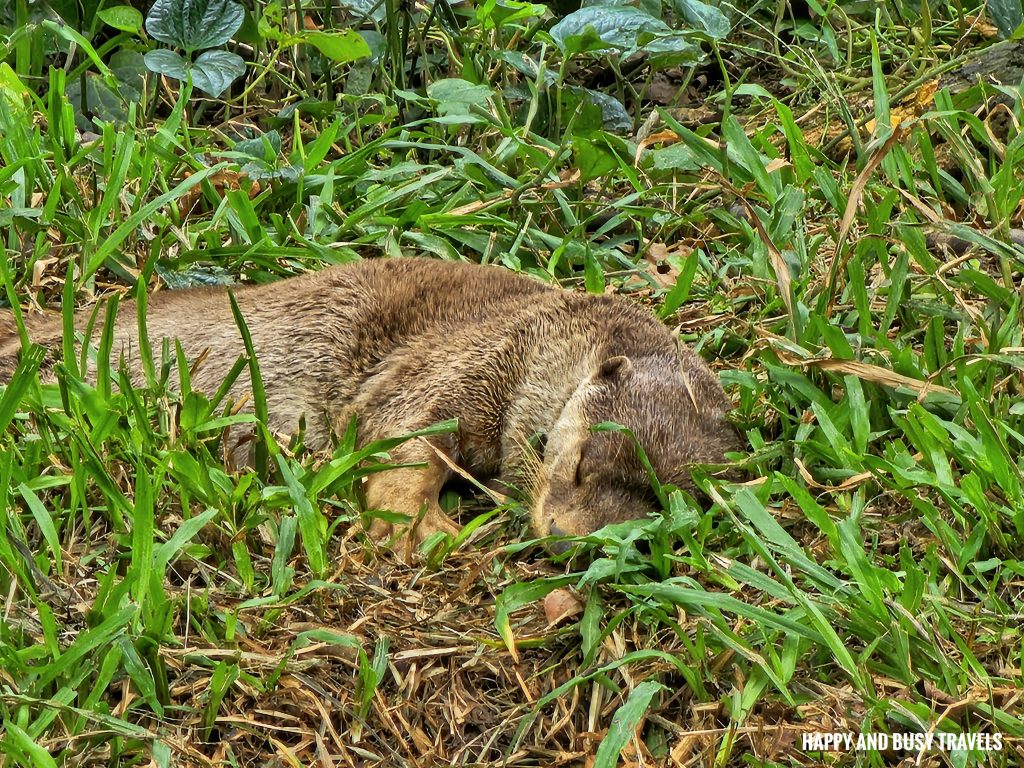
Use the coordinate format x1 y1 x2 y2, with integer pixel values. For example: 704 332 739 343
965 14 1000 37
543 588 584 625
836 127 905 252
917 679 960 707
177 169 260 218
913 79 940 111
648 242 670 261
826 125 907 308
896 187 943 224
644 243 681 287
448 169 579 217
804 358 957 398
634 128 681 163
424 438 508 504
797 452 927 493
795 457 873 492
645 72 683 105
620 727 655 765
670 732 702 765
866 81 938 132
635 120 719 161
31 257 57 290
717 175 793 319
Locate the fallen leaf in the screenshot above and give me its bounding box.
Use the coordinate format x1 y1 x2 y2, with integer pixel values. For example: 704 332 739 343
826 125 907 307
634 129 680 163
803 358 957 399
965 14 999 37
912 79 939 111
177 169 260 217
543 588 584 625
716 175 793 319
644 242 679 287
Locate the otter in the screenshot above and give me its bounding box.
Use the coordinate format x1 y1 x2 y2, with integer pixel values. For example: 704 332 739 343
0 258 740 547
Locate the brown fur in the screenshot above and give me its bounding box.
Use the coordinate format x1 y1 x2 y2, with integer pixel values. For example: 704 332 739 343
0 258 740 547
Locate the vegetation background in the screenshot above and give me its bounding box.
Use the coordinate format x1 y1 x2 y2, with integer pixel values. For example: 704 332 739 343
0 0 1022 765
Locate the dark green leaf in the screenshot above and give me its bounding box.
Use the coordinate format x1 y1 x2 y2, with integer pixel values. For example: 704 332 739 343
48 0 104 30
573 88 631 133
191 50 246 96
987 0 1024 38
550 6 672 54
428 78 494 116
66 73 131 131
337 0 387 22
640 31 699 66
648 143 699 172
143 49 189 81
573 136 618 183
110 50 148 100
234 130 282 161
672 0 730 39
145 0 245 52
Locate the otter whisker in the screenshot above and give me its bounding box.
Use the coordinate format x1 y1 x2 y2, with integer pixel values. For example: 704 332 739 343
511 433 545 500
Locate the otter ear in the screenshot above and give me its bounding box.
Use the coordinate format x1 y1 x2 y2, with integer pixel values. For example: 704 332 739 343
598 355 632 379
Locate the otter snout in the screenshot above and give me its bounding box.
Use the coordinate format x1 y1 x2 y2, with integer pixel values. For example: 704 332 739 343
546 523 573 554
531 469 653 553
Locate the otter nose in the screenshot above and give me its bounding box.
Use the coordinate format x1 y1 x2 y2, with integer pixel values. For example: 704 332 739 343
547 523 571 554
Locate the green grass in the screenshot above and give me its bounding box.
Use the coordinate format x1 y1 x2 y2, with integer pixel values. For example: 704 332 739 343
1 0 1023 765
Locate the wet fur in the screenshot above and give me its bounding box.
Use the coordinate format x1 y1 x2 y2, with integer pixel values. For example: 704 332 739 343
0 258 740 546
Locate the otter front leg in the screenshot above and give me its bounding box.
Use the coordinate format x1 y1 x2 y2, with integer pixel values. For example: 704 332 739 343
363 438 461 549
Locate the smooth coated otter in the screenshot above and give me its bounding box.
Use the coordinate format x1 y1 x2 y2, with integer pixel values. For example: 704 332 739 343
0 258 740 546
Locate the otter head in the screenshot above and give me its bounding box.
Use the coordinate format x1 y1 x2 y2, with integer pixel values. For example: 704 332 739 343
531 350 740 551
